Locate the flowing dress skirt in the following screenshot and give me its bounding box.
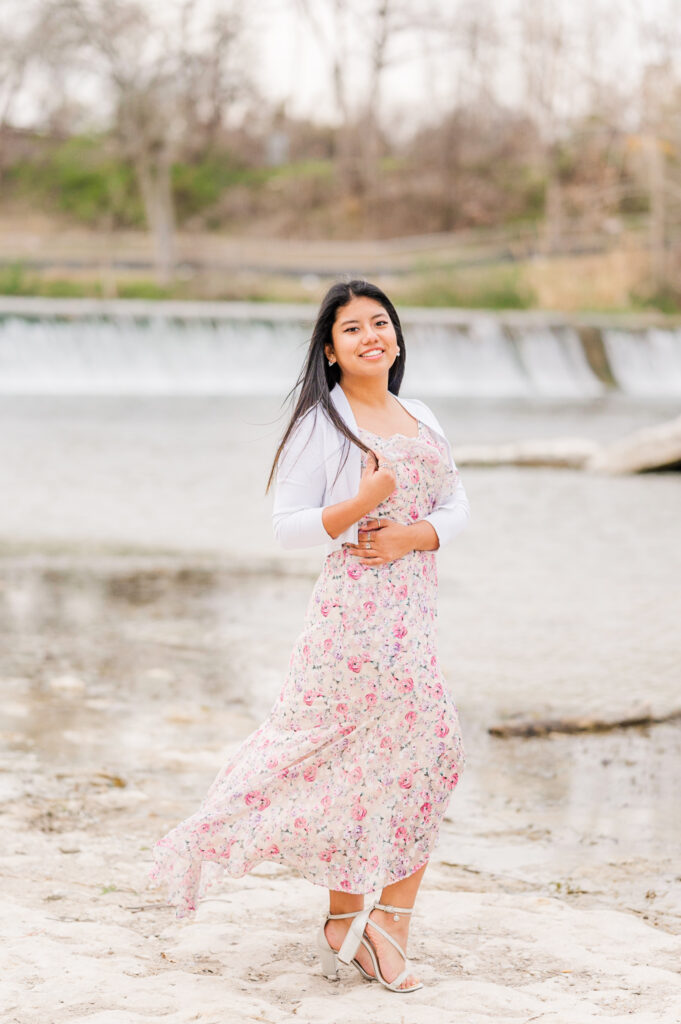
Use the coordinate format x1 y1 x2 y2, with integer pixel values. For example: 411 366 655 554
149 419 466 917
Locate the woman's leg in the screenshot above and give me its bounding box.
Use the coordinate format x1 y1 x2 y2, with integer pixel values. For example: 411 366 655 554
324 860 429 985
364 860 428 989
324 889 377 976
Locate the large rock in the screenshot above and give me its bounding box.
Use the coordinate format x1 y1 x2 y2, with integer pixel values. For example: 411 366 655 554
586 414 681 474
455 438 599 469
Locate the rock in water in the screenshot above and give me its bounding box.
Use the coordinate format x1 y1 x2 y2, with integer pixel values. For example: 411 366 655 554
587 414 681 474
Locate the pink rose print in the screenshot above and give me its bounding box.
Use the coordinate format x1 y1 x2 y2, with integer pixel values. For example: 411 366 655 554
448 771 459 790
340 878 353 890
347 563 364 580
321 795 332 809
405 710 417 727
303 765 317 782
319 849 334 862
244 791 270 810
393 623 407 638
335 702 349 717
352 803 367 820
399 676 414 693
396 585 408 600
323 637 333 652
350 765 363 782
266 757 278 769
321 601 331 617
409 503 419 520
347 656 362 673
363 600 376 614
436 719 450 737
395 826 408 841
398 771 414 789
365 692 377 707
420 801 432 816
294 817 308 829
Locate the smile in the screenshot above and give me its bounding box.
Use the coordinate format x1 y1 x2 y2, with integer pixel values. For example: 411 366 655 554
359 348 385 359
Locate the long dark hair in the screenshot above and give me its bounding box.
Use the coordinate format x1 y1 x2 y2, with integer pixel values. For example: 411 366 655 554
265 279 407 494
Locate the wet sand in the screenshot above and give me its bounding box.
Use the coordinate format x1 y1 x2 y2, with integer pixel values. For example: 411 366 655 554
1 394 681 1021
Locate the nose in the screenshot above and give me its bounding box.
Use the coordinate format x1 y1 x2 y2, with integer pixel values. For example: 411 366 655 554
363 322 380 342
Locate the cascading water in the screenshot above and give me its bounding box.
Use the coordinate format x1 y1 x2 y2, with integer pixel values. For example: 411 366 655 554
1 299 680 397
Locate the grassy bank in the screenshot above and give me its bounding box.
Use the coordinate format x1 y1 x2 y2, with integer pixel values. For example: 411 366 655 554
1 246 678 314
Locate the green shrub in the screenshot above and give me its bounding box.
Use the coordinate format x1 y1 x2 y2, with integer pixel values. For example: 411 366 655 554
401 267 536 309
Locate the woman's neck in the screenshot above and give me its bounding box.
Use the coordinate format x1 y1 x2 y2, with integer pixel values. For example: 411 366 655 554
338 375 391 410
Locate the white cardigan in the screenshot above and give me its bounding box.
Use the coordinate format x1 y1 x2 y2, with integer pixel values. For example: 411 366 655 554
272 381 470 554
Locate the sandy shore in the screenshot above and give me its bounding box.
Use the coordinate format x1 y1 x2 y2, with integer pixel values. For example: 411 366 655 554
2 750 680 1023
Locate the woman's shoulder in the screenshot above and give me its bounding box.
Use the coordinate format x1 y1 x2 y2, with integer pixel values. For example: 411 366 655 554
285 401 331 451
400 394 437 420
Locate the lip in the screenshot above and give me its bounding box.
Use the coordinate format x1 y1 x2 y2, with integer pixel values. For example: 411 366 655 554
359 348 385 359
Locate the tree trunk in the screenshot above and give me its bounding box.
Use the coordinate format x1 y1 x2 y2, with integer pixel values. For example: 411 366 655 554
134 151 176 287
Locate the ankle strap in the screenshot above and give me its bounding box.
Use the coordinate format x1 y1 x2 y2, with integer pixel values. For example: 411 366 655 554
373 902 414 915
327 909 362 919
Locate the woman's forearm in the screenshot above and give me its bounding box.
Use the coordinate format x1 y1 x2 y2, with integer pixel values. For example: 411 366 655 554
405 520 440 551
322 494 376 539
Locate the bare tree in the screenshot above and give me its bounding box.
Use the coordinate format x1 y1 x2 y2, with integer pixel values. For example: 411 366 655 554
50 0 250 284
296 0 417 203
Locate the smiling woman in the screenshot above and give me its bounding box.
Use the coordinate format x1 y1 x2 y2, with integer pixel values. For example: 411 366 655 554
148 279 471 994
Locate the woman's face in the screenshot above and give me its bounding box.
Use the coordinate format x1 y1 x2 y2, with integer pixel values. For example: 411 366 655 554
325 295 398 380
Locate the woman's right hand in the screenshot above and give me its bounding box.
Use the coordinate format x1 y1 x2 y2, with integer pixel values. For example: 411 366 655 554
357 449 397 509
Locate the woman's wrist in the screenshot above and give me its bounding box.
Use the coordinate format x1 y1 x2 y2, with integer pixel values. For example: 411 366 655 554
405 520 440 552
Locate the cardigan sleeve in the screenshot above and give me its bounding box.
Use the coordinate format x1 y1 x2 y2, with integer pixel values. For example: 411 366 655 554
417 402 471 548
271 407 333 550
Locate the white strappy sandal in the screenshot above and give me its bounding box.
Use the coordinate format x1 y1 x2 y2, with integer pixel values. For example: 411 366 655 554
337 901 424 992
316 908 377 982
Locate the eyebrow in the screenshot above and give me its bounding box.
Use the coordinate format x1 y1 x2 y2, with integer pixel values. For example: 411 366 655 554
339 313 388 326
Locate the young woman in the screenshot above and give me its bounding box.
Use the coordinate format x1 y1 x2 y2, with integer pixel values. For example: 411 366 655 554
149 279 470 994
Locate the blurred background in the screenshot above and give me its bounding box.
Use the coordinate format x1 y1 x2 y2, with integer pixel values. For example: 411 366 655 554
1 4 680 1012
0 0 681 310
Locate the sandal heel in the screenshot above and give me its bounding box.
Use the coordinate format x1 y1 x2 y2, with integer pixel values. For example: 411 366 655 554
317 909 376 983
318 942 339 979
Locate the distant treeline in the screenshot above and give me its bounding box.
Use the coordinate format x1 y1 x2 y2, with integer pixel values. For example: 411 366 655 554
0 114 655 239
1 0 680 303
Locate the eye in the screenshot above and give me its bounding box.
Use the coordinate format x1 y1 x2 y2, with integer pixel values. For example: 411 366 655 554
376 319 389 327
344 326 359 333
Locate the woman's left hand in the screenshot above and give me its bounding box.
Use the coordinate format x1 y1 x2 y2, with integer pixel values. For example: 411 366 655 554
345 518 414 566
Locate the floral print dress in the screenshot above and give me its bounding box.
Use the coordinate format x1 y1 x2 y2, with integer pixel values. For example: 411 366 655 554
149 419 467 917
